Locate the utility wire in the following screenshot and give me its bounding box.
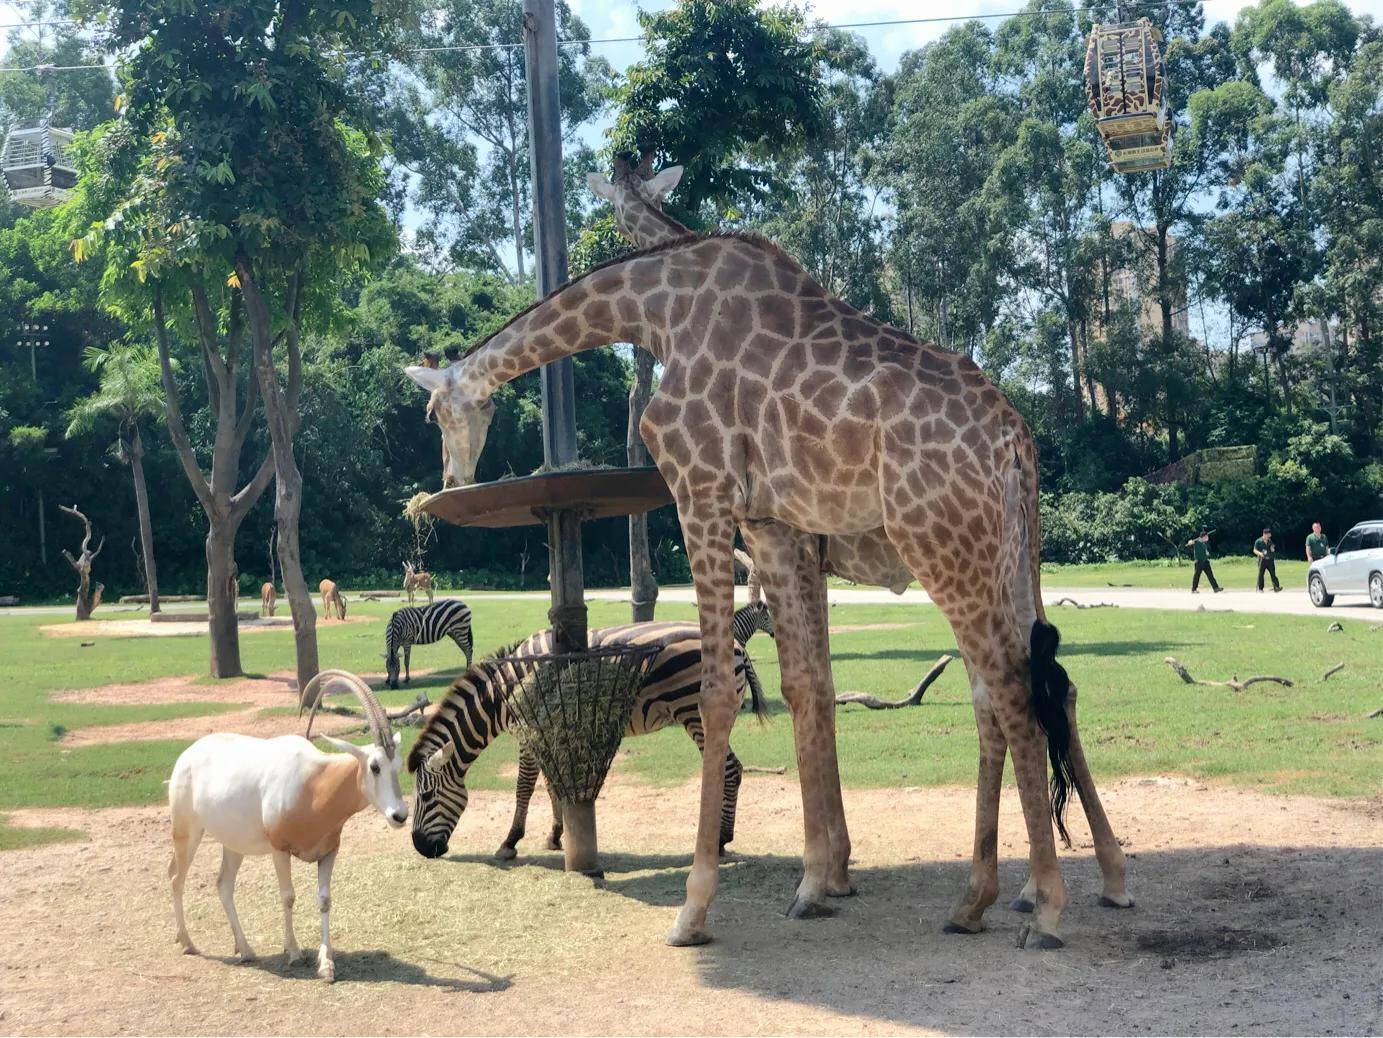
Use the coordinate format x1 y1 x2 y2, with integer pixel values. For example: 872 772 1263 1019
0 0 1183 74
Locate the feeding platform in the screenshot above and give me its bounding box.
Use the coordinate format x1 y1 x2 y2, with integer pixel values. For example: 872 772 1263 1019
420 466 672 529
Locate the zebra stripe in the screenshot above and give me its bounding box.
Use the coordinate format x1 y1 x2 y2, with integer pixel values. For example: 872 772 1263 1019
407 621 762 860
384 599 474 689
732 601 775 646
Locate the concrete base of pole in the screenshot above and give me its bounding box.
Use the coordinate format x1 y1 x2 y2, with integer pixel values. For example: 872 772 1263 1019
561 800 601 877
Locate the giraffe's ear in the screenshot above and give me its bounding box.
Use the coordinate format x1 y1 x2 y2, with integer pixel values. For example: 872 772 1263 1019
645 165 683 201
405 365 449 394
586 171 617 201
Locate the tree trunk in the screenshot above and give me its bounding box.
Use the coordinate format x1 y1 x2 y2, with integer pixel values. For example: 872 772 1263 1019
238 258 318 694
1067 320 1087 423
128 425 160 614
206 522 243 678
627 347 658 622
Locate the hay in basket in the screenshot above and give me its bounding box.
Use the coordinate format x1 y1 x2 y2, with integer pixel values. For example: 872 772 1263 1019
502 644 659 804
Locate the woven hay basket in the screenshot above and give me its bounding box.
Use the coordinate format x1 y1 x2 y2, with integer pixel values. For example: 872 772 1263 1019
501 644 659 804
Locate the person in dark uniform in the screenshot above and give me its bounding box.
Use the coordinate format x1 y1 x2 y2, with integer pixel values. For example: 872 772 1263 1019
1305 522 1330 564
1254 527 1282 592
1185 529 1222 593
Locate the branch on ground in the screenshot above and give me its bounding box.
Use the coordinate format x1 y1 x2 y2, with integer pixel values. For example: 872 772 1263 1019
1320 663 1345 683
1163 656 1293 692
836 654 956 709
1053 597 1118 609
1367 706 1383 719
742 765 787 775
1327 622 1344 632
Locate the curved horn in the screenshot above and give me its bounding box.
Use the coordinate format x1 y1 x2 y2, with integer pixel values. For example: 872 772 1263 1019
300 669 394 756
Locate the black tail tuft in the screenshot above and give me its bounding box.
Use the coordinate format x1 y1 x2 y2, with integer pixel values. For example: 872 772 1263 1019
1030 619 1076 847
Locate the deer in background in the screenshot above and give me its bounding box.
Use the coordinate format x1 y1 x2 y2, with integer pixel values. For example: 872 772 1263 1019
260 582 277 618
318 579 347 622
402 561 433 605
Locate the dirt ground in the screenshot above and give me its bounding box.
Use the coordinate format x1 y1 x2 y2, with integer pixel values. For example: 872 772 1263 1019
39 615 374 639
48 672 383 746
2 773 1380 1037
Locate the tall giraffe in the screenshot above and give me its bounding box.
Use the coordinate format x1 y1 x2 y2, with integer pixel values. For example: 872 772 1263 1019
406 231 1129 949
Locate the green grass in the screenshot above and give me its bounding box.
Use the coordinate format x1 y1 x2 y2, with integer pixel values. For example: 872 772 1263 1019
2 594 1379 850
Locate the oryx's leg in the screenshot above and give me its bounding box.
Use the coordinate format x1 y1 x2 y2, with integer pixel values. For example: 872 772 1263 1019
497 750 541 860
216 848 254 961
272 850 305 962
316 849 338 982
169 820 203 954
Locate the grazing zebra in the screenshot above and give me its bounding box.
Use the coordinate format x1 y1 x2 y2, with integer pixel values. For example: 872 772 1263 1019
407 621 766 861
384 599 474 690
733 601 775 711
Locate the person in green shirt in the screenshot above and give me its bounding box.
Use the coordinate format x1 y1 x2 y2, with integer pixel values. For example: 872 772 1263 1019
1254 528 1282 592
1185 529 1222 593
1305 522 1330 563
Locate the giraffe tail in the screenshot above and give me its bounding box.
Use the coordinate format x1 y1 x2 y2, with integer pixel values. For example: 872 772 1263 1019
1009 427 1075 848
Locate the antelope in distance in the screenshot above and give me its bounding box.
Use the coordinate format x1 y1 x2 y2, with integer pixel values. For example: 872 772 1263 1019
260 582 277 618
402 561 434 605
318 579 347 621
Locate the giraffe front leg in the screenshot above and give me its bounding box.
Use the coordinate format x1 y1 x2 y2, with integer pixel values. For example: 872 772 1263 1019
497 749 540 860
946 694 1005 934
742 520 837 919
667 514 738 947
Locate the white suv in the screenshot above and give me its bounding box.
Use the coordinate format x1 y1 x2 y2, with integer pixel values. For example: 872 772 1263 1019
1308 521 1383 608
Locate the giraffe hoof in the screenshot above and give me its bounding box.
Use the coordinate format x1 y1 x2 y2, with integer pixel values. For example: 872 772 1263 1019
1099 893 1135 909
1009 897 1036 914
494 844 518 861
666 924 712 947
826 880 857 898
546 837 563 851
1016 924 1064 950
785 896 835 920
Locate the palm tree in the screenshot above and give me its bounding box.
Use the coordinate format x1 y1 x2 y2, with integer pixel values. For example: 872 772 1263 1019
66 344 167 613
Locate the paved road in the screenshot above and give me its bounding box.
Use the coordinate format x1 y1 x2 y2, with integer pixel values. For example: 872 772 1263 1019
7 585 1379 623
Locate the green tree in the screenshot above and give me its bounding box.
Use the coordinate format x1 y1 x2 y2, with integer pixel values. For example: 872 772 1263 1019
611 0 826 223
72 0 401 685
65 343 165 611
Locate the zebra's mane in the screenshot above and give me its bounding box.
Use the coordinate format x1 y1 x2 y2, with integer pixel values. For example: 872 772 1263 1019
405 641 527 774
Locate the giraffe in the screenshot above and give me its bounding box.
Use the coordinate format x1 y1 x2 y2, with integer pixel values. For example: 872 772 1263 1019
404 230 1130 950
587 154 1128 925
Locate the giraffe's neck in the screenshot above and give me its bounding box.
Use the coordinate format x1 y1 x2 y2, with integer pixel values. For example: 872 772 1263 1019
619 198 690 248
457 245 697 397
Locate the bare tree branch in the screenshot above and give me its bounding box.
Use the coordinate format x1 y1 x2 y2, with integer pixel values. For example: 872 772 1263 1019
152 289 215 513
837 654 956 709
1163 656 1293 692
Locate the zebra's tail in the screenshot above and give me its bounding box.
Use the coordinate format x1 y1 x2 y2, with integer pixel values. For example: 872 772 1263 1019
743 655 768 723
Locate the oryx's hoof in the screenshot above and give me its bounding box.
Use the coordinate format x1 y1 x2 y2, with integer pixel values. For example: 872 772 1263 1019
494 844 518 861
285 948 308 964
666 921 712 946
785 896 835 920
1016 923 1064 950
318 962 336 983
1099 892 1135 909
234 948 257 963
1009 897 1036 914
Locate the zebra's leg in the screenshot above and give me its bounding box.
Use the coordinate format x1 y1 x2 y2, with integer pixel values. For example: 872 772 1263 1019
497 749 541 860
404 644 412 685
451 632 473 670
722 746 744 854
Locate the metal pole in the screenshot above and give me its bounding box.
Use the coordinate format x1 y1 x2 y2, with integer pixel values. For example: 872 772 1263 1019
523 0 587 658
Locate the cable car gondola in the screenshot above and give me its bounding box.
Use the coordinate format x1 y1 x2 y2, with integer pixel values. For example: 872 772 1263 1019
2 119 78 209
1084 17 1171 174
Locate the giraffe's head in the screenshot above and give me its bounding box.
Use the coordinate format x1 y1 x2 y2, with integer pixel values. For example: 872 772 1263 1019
586 151 684 245
404 364 495 488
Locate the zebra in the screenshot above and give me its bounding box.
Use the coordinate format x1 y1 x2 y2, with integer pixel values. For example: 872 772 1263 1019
407 621 766 861
383 599 474 690
733 601 775 711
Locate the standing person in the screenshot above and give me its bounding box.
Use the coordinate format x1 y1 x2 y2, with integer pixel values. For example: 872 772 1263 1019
1305 522 1330 564
1186 529 1222 593
1254 527 1282 592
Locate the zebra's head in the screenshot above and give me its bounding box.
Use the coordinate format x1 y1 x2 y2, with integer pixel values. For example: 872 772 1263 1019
384 648 401 690
405 655 512 858
744 600 775 639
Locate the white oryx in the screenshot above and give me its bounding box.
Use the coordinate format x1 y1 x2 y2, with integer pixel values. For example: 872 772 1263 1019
167 670 408 982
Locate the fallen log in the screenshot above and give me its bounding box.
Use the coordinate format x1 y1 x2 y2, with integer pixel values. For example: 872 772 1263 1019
1053 597 1118 609
836 654 956 710
1320 662 1346 683
1163 656 1293 692
742 765 787 775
